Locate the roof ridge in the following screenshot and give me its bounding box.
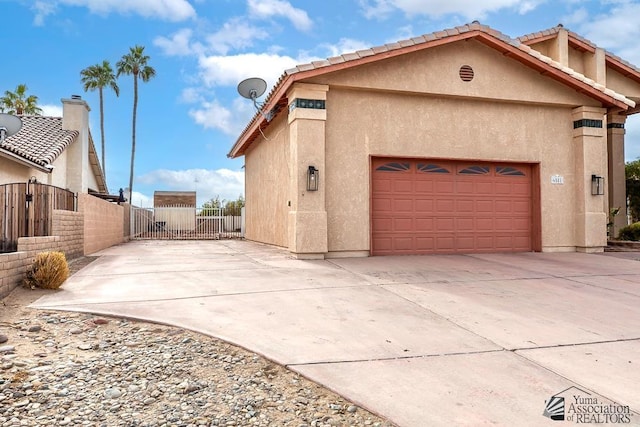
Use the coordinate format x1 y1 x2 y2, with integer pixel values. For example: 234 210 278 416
232 22 636 156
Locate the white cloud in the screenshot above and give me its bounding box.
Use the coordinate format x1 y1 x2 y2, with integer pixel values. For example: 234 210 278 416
197 52 299 88
321 38 372 57
56 0 196 21
32 1 57 26
128 191 153 208
40 104 64 117
247 0 312 31
573 2 640 67
188 97 254 136
138 168 245 204
205 18 270 55
189 99 234 133
358 0 545 20
154 28 203 56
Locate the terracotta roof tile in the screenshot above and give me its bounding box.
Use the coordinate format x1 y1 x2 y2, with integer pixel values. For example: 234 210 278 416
1 115 77 167
398 39 414 48
231 22 637 158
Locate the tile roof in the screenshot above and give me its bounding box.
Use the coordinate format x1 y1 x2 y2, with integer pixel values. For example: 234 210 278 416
518 25 640 80
1 115 78 168
230 22 636 158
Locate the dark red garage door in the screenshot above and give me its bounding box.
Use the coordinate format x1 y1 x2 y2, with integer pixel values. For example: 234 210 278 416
371 158 533 255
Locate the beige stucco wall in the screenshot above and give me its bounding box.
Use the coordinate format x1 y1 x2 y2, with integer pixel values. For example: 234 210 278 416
607 68 640 99
244 112 290 247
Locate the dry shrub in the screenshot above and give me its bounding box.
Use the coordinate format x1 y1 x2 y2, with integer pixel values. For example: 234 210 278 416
24 251 70 290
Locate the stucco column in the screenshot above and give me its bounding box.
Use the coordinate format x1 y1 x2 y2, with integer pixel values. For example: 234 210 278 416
286 83 329 259
607 113 627 237
572 106 608 252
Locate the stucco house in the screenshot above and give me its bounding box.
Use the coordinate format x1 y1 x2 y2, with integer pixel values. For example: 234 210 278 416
229 23 640 259
0 96 107 195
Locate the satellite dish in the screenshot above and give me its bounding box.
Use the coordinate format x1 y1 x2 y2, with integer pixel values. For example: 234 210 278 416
237 77 267 101
0 113 23 141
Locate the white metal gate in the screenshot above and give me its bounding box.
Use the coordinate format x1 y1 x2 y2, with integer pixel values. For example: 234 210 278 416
130 205 244 240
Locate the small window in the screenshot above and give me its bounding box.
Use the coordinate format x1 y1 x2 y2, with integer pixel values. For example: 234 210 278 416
459 165 490 175
376 162 410 172
417 163 450 174
496 166 526 176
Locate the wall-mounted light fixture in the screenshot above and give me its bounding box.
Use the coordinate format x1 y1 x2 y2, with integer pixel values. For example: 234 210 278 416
307 166 319 191
591 174 604 195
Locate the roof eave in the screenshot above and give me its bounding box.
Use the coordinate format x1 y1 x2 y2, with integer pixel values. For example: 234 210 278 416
229 28 632 158
475 33 632 110
0 148 51 172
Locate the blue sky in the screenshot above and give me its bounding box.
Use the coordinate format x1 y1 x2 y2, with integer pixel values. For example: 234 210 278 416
2 0 639 206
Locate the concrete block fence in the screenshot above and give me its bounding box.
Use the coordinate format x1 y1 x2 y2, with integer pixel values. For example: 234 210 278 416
0 195 128 299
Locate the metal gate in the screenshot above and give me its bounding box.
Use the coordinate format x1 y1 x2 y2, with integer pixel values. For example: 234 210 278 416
130 205 244 240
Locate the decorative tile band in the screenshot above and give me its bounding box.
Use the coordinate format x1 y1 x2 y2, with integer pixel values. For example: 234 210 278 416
607 123 625 129
289 98 326 112
573 119 603 129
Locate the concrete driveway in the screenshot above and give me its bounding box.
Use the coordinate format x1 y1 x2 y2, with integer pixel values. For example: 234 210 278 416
32 240 640 426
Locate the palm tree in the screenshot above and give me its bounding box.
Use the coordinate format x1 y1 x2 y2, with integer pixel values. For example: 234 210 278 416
81 60 120 177
116 46 156 202
1 84 43 115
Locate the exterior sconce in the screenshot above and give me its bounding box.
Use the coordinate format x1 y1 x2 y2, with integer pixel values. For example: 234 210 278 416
307 166 319 191
591 174 604 195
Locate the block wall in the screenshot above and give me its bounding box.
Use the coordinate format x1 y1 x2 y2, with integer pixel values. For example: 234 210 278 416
79 193 125 255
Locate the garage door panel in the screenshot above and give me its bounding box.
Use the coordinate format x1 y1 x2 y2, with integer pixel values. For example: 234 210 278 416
415 199 434 212
436 218 455 231
437 199 455 212
414 180 435 193
394 218 413 231
435 181 455 193
456 199 474 212
394 199 413 212
372 198 392 212
372 218 393 232
456 218 474 231
415 237 435 250
393 180 413 192
476 200 494 212
415 218 434 231
372 159 533 255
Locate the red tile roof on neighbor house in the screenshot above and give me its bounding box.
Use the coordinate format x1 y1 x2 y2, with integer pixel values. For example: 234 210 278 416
0 115 107 193
1 116 78 170
228 22 636 159
518 25 640 84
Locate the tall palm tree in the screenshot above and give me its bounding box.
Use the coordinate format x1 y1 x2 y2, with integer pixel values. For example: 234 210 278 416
116 46 156 202
1 84 43 115
81 60 120 177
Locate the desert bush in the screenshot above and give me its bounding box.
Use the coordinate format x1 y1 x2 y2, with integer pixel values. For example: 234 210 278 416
618 222 640 241
24 251 70 290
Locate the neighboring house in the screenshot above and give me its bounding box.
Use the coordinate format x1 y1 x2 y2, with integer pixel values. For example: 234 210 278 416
229 23 640 259
0 95 107 195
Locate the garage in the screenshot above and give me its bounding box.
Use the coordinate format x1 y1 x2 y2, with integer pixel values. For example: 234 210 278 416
371 158 535 255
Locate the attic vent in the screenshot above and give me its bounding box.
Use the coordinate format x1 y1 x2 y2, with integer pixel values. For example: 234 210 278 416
459 65 474 82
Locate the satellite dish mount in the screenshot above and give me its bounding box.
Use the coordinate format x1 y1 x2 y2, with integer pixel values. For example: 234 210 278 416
237 77 275 122
0 113 23 143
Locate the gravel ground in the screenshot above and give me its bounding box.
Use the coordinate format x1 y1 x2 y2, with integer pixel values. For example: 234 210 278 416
0 258 395 427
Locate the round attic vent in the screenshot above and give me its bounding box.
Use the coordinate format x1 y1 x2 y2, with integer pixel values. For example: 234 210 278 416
459 65 474 82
